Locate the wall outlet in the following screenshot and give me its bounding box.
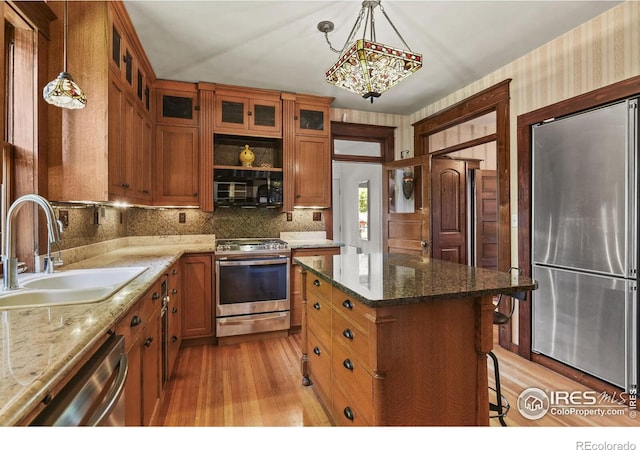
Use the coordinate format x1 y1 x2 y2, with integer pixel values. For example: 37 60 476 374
313 211 321 221
511 213 518 227
58 210 69 228
179 212 186 223
94 206 107 225
286 212 293 222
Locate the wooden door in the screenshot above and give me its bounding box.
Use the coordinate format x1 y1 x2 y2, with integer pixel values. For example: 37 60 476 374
431 158 471 264
475 170 498 270
294 135 331 207
382 156 429 255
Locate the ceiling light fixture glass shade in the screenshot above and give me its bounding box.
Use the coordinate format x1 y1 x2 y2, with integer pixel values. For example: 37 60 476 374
43 0 87 109
319 0 422 103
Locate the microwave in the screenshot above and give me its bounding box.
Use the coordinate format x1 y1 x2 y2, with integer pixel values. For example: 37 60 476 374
214 181 247 202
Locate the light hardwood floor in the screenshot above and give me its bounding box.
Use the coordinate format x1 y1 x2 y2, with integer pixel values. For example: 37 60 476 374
153 329 638 427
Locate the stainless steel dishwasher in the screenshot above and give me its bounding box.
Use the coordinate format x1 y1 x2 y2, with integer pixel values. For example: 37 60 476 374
30 334 128 426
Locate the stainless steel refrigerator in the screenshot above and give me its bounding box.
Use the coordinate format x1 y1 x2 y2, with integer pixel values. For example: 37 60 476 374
531 98 638 392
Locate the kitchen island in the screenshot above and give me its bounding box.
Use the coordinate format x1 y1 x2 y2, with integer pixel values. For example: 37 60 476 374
294 253 537 426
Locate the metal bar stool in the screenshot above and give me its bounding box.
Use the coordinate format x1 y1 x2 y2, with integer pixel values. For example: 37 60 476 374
489 267 526 426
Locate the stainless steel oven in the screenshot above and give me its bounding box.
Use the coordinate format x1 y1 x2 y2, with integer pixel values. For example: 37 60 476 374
215 239 290 337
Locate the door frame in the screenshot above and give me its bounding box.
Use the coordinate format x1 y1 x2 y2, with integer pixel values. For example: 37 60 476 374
517 75 640 362
413 80 512 348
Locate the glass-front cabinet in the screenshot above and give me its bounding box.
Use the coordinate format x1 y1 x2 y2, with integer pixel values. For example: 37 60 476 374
214 89 282 137
295 101 330 137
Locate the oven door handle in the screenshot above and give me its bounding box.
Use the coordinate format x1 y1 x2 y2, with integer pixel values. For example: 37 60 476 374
217 258 289 267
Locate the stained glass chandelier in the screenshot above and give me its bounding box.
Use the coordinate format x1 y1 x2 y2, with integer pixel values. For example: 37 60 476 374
43 0 87 109
318 0 422 103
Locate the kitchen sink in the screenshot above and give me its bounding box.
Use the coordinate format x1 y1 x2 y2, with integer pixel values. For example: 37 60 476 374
0 266 148 309
20 267 147 290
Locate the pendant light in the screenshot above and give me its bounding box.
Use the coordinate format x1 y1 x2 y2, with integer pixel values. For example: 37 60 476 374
43 0 87 109
318 0 422 104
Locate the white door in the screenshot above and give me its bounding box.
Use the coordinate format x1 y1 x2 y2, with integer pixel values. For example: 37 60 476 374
332 161 382 254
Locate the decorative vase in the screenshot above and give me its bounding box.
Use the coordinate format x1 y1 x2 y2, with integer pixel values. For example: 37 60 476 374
402 174 414 199
239 144 255 167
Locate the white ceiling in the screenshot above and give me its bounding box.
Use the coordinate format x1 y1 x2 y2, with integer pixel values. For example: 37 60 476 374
123 0 622 116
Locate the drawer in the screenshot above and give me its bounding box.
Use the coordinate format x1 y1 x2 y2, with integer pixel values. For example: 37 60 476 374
332 382 372 426
308 328 332 406
140 282 163 321
331 287 372 333
115 299 145 352
307 294 331 346
332 338 373 421
305 274 332 304
332 309 370 366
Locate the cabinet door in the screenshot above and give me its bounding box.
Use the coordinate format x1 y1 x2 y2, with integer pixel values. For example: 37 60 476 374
123 338 142 426
142 309 161 426
214 93 282 137
181 254 213 338
157 89 198 126
295 102 329 137
155 125 199 206
294 135 331 207
108 78 136 200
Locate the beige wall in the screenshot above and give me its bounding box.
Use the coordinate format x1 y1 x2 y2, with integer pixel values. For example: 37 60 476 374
409 0 640 267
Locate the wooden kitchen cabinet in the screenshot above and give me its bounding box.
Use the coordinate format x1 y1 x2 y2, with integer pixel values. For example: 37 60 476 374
49 2 156 205
181 253 214 339
290 94 333 208
156 81 199 127
116 278 163 426
214 85 282 137
290 247 340 329
293 135 331 207
155 125 200 206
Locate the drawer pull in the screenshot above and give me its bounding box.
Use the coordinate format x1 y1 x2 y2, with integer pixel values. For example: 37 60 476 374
144 337 153 347
130 315 142 327
313 279 320 287
343 407 354 421
313 346 321 356
343 328 354 340
171 336 178 343
342 299 353 310
343 359 354 371
313 302 321 310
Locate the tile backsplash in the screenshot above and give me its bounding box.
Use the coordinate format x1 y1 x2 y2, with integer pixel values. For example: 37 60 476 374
51 203 326 250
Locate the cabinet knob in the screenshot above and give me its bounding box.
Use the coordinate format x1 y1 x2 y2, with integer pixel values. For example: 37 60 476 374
342 299 353 310
130 315 142 327
343 359 354 371
193 193 198 197
313 346 321 356
171 336 178 343
342 328 354 340
121 183 130 189
343 407 354 421
247 111 253 116
144 337 153 347
171 289 178 295
172 307 178 314
143 189 150 194
152 292 160 300
313 279 320 287
172 270 178 275
313 302 321 310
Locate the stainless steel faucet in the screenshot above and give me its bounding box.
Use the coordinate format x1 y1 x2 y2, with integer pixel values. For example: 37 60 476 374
2 194 63 290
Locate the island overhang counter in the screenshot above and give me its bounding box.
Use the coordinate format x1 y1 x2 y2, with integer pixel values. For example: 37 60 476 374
294 253 537 426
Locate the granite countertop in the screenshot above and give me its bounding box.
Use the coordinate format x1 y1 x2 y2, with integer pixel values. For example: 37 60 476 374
279 231 343 249
294 253 537 308
0 236 215 426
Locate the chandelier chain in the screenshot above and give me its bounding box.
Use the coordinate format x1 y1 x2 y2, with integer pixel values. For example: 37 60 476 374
379 3 413 51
